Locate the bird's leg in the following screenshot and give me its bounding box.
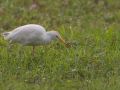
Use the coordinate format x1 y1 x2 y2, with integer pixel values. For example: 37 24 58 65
32 46 35 57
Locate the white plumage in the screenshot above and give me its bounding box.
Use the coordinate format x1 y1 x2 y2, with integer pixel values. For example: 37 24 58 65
2 24 66 56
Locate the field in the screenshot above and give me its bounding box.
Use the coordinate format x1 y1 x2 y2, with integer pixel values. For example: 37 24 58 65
0 0 120 90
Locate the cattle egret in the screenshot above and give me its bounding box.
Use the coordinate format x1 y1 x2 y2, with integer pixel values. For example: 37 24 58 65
2 24 67 56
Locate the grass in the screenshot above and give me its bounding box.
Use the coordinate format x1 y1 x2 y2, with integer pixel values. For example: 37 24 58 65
0 0 120 90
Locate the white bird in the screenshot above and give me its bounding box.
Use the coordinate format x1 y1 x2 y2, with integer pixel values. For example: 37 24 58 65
2 24 67 56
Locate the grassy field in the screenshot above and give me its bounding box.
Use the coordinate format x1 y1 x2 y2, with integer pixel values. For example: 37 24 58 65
0 0 120 90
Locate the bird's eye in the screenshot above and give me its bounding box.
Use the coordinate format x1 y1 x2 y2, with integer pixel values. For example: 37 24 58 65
56 35 58 38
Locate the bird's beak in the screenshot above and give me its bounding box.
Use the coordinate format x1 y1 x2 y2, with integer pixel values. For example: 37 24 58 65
57 36 66 44
57 36 70 47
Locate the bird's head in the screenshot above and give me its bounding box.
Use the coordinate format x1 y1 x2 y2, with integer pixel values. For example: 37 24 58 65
47 31 69 47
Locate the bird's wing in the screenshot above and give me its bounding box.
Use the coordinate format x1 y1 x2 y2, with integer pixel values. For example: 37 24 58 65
1 32 11 40
6 24 46 43
11 24 46 33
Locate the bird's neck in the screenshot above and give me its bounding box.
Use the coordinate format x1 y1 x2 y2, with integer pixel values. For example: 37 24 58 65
43 32 54 44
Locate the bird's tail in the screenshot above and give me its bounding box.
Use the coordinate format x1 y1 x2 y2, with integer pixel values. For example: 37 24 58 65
1 32 10 40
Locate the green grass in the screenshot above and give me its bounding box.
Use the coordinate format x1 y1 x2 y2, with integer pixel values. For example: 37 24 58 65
0 0 120 90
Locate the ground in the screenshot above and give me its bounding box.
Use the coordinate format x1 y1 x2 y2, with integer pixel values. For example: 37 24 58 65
0 0 120 90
